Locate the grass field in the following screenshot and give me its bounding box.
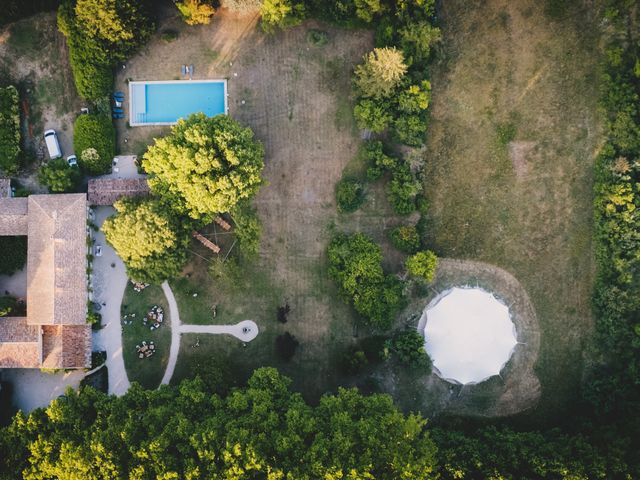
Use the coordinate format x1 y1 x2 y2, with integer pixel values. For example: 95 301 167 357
421 0 601 418
120 284 171 389
121 0 601 418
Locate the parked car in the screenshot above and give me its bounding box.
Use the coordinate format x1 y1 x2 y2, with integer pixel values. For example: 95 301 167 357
44 130 61 159
66 155 78 167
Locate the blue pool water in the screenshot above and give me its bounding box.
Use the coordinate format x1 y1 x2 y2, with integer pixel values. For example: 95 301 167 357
130 81 226 125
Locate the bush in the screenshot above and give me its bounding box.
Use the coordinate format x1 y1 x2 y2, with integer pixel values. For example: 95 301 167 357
363 140 395 180
392 114 428 147
275 332 299 361
0 297 19 317
38 158 81 193
0 86 21 174
387 329 431 369
388 161 421 214
161 29 179 42
340 347 369 374
406 250 438 283
231 201 262 257
354 98 392 133
328 233 404 329
389 224 420 253
73 114 115 175
307 29 328 46
336 178 365 213
175 0 215 25
0 237 27 275
260 0 306 33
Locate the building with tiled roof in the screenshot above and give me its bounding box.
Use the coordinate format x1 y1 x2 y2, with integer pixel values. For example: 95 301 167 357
0 194 90 369
87 178 150 206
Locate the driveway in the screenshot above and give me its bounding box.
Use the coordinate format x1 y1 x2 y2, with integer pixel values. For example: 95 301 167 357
90 206 131 395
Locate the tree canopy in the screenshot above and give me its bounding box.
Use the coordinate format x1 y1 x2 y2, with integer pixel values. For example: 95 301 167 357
406 250 437 283
143 113 265 223
37 158 80 193
175 0 216 25
354 47 407 99
0 368 438 479
328 232 404 329
0 85 21 175
0 236 27 276
102 197 190 284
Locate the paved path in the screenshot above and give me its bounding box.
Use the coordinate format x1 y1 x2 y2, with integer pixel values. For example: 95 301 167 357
160 282 259 386
91 206 131 396
160 282 181 386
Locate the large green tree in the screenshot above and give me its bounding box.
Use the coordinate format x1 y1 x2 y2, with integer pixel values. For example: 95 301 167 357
175 0 216 25
0 368 438 479
0 236 27 276
143 113 265 222
102 197 190 284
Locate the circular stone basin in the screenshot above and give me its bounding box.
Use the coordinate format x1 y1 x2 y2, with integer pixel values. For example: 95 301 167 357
422 287 518 385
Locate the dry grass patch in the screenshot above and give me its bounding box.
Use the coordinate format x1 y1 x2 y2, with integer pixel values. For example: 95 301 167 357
422 0 601 416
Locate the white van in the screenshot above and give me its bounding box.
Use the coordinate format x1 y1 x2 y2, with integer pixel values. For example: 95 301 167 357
44 130 61 159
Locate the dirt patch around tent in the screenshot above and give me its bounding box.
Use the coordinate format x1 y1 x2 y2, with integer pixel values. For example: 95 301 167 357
382 258 541 418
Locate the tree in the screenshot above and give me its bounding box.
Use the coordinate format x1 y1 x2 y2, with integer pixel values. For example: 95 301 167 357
389 224 420 253
0 236 27 275
354 47 407 98
354 0 385 23
73 114 115 175
0 85 21 174
260 0 305 33
175 0 216 25
0 368 441 479
73 0 154 61
38 158 81 193
102 198 190 284
335 178 364 212
328 233 404 329
353 98 392 133
231 200 262 257
398 21 441 64
143 113 265 223
397 81 432 114
224 0 263 12
386 329 430 368
406 250 437 282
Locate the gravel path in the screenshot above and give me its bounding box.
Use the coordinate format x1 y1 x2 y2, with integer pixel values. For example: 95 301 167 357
159 282 259 386
91 206 131 396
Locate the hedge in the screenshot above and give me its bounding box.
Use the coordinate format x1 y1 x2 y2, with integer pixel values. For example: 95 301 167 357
0 86 21 174
73 114 115 175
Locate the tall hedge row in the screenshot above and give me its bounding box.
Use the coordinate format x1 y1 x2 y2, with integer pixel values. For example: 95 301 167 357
73 114 115 174
0 85 21 174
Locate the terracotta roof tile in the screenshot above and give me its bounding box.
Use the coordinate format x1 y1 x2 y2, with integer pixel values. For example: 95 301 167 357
87 178 150 205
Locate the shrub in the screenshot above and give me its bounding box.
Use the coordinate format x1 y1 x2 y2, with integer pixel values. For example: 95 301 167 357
0 237 27 275
231 201 262 257
354 99 392 133
336 178 364 213
340 347 369 374
307 29 328 46
406 250 438 283
389 224 420 253
275 332 298 361
161 29 179 42
363 140 396 180
387 329 431 369
38 158 81 193
328 232 404 329
0 296 19 317
260 0 306 33
388 162 421 214
73 114 115 175
0 85 21 174
392 114 428 147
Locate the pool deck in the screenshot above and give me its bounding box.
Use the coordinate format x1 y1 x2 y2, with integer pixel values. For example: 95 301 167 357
128 79 228 127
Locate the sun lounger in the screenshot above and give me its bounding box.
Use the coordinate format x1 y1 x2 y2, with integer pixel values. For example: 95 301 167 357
113 108 124 113
181 65 186 76
189 65 194 76
114 91 125 98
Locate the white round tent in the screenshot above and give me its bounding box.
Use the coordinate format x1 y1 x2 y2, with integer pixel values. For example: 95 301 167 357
422 287 518 385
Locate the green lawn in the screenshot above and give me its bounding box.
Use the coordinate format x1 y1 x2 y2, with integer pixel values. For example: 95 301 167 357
120 283 171 389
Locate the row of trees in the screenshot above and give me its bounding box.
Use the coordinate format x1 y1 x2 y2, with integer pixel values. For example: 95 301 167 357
1 366 635 479
588 1 640 421
57 0 154 99
0 368 438 479
103 113 265 284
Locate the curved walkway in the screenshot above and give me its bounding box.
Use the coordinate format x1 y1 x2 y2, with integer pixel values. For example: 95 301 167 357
160 282 259 386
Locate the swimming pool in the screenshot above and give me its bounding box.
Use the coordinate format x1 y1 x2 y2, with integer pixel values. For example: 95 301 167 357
128 80 227 126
